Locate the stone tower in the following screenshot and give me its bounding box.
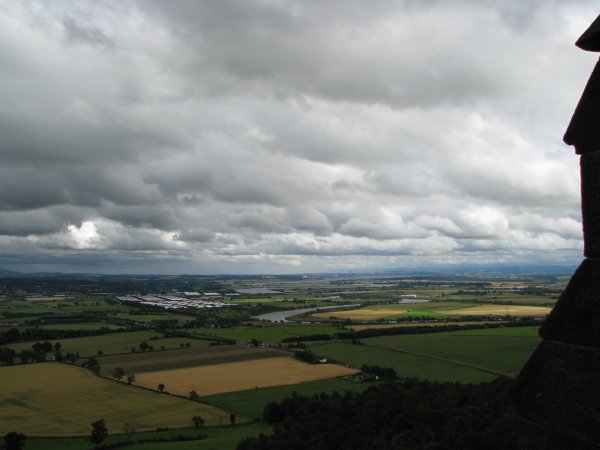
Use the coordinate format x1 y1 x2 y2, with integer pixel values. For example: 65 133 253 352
513 14 600 450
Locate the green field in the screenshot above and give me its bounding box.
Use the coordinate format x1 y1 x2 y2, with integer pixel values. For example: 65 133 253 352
116 313 195 323
228 297 278 304
40 322 125 331
6 331 165 356
201 377 376 419
0 363 229 436
442 325 539 337
0 299 55 315
448 294 556 305
189 324 344 342
58 304 130 313
386 309 453 319
24 423 272 450
308 342 495 383
364 326 540 376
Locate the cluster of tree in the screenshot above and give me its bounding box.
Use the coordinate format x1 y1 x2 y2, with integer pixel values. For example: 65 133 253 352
238 377 517 450
111 367 135 384
0 342 81 365
360 365 398 381
164 329 235 345
3 432 26 450
83 357 101 374
282 334 332 343
138 341 154 352
292 350 320 364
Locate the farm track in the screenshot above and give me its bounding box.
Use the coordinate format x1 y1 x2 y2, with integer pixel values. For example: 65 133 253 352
361 343 511 378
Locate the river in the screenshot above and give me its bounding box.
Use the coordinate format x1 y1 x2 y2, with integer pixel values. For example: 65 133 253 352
253 304 356 323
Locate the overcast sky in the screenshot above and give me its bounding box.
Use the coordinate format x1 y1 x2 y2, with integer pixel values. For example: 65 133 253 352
0 1 597 274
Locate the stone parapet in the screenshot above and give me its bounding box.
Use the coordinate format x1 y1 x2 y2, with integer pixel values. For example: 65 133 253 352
581 152 600 256
514 13 600 449
540 258 600 345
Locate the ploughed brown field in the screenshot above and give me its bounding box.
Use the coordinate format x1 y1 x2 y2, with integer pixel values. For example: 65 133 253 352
98 345 286 376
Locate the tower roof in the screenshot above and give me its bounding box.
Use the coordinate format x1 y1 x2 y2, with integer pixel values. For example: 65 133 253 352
576 14 600 51
564 14 600 154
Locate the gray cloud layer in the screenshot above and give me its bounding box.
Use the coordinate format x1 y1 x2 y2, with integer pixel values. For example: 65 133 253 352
0 0 594 273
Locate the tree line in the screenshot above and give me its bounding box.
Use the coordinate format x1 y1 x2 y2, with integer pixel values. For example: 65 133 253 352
237 377 517 450
0 326 139 346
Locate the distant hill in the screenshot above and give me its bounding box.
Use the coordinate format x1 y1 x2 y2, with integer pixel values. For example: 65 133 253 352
0 268 20 276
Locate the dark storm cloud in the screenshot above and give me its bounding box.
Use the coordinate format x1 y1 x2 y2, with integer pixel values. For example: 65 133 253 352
0 0 594 273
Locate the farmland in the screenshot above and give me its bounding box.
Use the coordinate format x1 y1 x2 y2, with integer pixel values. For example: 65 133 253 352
23 423 273 450
308 342 497 383
363 327 540 376
6 331 168 356
40 322 124 331
98 345 287 375
201 377 376 419
347 320 509 331
445 304 551 316
312 301 551 321
306 325 541 380
134 356 358 397
0 270 569 447
0 363 229 436
188 323 344 342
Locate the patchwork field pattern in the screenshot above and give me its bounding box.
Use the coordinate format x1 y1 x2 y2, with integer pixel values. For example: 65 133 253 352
134 356 358 397
447 305 551 316
190 324 344 342
0 363 229 436
201 377 375 419
365 330 540 376
99 345 287 375
312 301 551 321
308 342 496 383
6 331 166 356
348 321 510 331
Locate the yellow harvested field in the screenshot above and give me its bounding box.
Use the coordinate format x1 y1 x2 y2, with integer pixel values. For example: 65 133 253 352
449 305 551 316
313 308 405 320
0 363 229 436
135 356 358 397
348 321 510 331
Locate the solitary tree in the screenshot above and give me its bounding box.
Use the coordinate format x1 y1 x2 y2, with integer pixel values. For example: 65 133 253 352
230 413 237 426
158 383 165 393
189 390 200 401
112 367 126 381
84 357 101 375
90 419 108 446
192 415 205 428
4 432 26 450
126 373 136 385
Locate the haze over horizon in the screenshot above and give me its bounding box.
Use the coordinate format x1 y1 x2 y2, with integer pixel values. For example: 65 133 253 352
0 1 596 275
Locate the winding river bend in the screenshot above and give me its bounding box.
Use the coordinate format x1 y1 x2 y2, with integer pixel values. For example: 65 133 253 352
253 304 356 323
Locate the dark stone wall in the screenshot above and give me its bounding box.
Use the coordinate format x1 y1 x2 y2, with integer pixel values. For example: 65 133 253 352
513 15 600 449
